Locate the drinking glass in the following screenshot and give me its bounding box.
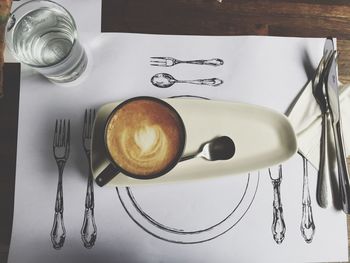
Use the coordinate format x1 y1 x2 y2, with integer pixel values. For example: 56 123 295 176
5 0 88 83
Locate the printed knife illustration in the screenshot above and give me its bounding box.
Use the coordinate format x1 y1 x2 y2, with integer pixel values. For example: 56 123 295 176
269 165 286 244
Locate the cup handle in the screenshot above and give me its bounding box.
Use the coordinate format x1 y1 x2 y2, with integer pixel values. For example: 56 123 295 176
95 164 120 187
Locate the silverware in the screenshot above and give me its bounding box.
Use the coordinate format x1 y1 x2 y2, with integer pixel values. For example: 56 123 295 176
312 48 337 208
299 152 315 243
269 165 286 244
81 109 97 248
180 136 235 162
151 73 223 88
150 57 224 67
325 49 350 214
50 119 70 250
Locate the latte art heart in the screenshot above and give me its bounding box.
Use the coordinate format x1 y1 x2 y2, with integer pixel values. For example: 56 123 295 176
134 125 160 154
106 98 185 177
121 124 169 166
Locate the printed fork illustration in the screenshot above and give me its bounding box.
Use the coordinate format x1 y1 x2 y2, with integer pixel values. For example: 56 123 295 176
150 57 224 67
50 119 70 250
81 109 97 248
300 155 315 243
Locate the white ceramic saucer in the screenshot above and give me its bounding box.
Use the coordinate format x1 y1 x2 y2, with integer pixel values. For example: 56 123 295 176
91 98 297 186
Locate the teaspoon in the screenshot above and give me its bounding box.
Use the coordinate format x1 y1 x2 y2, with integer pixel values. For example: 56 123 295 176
180 136 235 162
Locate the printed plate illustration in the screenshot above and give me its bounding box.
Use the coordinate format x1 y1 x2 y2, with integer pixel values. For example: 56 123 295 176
114 95 260 243
116 172 259 244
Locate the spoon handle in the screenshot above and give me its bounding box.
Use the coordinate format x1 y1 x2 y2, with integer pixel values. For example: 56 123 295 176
179 153 197 162
179 78 223 87
316 112 336 208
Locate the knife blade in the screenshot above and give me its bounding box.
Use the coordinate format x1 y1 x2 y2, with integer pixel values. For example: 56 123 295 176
325 47 350 214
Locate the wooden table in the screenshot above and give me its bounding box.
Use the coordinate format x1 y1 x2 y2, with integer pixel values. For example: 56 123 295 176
1 0 350 262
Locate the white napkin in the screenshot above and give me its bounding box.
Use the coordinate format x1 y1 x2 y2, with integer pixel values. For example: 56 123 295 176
288 81 350 168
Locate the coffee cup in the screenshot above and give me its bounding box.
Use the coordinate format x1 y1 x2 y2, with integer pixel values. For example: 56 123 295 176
95 96 186 186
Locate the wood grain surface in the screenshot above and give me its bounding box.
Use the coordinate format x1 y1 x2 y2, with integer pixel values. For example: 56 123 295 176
2 0 350 262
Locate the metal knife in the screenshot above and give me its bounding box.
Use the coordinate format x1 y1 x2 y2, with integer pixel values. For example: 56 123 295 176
325 47 350 214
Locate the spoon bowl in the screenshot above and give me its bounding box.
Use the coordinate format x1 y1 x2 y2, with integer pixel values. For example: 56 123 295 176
181 136 235 162
151 73 176 88
151 73 224 88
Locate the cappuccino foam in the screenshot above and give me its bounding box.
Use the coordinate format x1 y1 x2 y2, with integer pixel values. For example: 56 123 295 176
106 99 184 177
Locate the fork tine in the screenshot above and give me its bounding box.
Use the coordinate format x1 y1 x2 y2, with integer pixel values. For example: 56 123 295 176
83 109 88 138
150 56 165 59
88 109 92 138
58 119 62 146
66 120 70 155
54 120 58 146
313 54 327 87
62 120 66 147
91 109 95 138
326 50 336 67
91 109 96 138
150 59 166 65
318 50 335 83
317 55 325 74
68 120 70 143
150 59 163 62
61 119 64 147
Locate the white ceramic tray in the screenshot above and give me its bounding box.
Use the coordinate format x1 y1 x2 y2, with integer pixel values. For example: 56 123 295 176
91 98 297 186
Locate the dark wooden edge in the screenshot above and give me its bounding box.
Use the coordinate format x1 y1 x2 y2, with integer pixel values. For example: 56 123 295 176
0 63 21 263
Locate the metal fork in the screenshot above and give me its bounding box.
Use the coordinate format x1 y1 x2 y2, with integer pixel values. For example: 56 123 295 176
50 119 70 250
81 109 97 248
312 50 338 209
150 57 224 67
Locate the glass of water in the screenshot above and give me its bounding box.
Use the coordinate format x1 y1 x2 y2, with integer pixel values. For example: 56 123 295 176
5 0 88 83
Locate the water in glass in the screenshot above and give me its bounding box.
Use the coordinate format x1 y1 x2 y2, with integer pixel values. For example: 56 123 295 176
9 6 87 83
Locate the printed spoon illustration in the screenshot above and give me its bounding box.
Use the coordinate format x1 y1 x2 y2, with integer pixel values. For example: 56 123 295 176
180 136 235 162
151 73 223 88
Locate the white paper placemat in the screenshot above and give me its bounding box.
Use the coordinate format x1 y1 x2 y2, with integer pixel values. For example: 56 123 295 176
6 0 348 262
